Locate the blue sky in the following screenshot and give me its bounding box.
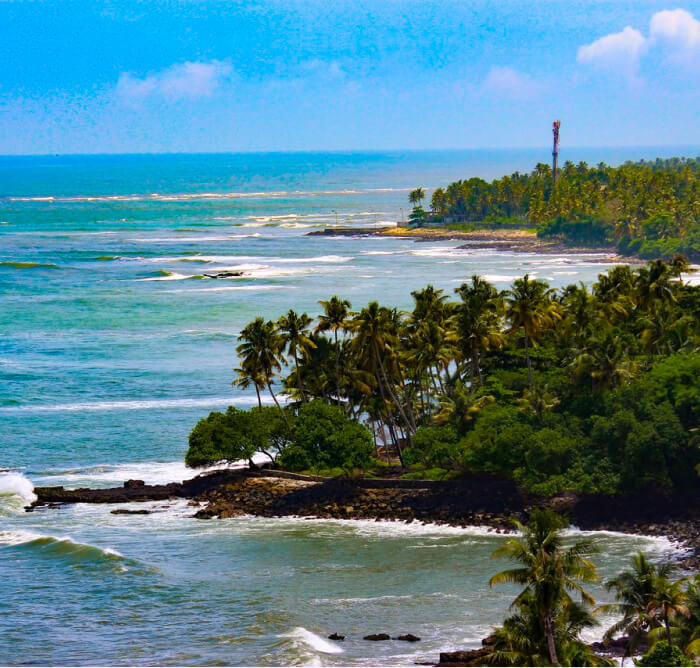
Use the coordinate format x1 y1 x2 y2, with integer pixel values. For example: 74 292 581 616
0 0 698 154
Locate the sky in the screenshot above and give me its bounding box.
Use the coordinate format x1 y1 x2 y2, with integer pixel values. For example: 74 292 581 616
0 0 699 154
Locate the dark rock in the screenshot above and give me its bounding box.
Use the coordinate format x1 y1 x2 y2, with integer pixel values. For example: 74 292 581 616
364 633 391 641
328 633 345 641
110 508 150 515
123 479 145 488
437 648 490 666
395 633 421 642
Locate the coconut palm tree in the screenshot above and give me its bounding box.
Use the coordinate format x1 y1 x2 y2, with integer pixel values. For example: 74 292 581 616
277 310 316 402
648 574 690 648
232 363 266 409
236 317 287 424
409 187 425 208
316 296 352 405
454 275 504 386
489 509 600 665
598 552 669 663
505 275 560 385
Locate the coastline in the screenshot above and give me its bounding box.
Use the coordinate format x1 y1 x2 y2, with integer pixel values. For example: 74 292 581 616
307 226 637 262
31 468 700 570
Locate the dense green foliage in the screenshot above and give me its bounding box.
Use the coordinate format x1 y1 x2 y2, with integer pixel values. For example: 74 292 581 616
422 157 700 260
202 259 699 496
276 400 374 472
186 406 291 467
186 400 374 472
636 641 694 667
485 513 699 666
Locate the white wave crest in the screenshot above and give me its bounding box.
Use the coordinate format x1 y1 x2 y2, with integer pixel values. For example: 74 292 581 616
0 395 270 413
280 627 344 654
0 472 37 504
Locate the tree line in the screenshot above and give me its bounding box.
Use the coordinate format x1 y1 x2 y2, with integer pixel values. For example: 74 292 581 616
186 259 699 497
417 157 700 261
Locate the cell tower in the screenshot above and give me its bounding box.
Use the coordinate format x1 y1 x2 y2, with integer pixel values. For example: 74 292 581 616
552 120 561 185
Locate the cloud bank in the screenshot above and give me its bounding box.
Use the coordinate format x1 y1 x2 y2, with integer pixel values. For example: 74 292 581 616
577 8 700 78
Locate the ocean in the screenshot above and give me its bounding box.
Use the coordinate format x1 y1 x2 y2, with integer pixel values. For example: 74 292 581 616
0 148 694 665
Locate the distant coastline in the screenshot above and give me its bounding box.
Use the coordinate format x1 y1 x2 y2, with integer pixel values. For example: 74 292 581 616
308 225 637 262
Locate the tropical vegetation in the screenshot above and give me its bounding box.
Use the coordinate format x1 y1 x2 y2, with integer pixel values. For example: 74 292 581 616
409 157 700 260
186 259 699 497
484 511 699 666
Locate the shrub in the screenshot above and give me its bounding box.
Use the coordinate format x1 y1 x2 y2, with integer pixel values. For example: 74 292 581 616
277 400 373 471
636 641 693 667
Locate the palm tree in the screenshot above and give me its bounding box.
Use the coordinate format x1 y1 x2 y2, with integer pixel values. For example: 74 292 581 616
277 310 316 402
598 552 668 663
435 382 494 434
454 275 503 386
236 317 287 424
351 301 413 462
505 275 560 385
648 574 690 648
409 187 425 208
517 384 560 421
316 296 351 405
232 363 266 409
489 509 600 665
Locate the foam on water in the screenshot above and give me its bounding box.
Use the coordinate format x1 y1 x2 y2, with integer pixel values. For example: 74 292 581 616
280 627 344 654
0 395 266 413
0 472 37 505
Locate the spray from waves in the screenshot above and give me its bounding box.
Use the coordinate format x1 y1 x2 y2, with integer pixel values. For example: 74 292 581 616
279 627 344 655
0 472 38 506
0 530 129 567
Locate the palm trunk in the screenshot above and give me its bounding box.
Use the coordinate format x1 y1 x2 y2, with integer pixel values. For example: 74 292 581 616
375 344 414 438
293 350 306 402
374 369 405 466
472 342 482 386
664 609 672 647
267 381 290 429
254 384 262 409
524 329 533 386
334 329 341 407
544 610 558 665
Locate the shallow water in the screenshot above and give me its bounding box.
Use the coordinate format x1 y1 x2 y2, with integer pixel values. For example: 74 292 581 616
0 149 693 665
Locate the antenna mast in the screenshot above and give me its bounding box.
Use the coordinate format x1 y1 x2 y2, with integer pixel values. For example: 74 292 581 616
552 120 561 185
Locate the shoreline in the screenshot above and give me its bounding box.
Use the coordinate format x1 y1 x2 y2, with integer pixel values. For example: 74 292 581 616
31 469 699 570
307 225 637 262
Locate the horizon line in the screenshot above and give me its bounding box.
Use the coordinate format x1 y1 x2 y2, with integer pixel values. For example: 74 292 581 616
2 144 700 159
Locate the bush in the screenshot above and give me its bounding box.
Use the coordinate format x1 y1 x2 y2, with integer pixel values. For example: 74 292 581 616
404 425 460 468
635 641 693 667
185 406 293 468
277 400 373 471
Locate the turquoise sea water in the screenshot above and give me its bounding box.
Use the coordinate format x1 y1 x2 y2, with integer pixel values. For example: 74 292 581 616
0 149 694 665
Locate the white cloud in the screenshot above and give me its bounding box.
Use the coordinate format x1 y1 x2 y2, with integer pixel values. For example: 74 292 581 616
577 9 700 78
577 26 647 79
649 9 700 64
116 61 232 103
482 66 540 100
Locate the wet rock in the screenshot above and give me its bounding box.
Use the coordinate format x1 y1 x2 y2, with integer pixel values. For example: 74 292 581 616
110 508 150 515
364 633 391 641
437 648 490 666
123 479 145 488
395 633 421 642
328 633 345 641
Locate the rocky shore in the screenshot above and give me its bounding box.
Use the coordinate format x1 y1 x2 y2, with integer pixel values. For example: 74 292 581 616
31 469 700 569
307 226 633 262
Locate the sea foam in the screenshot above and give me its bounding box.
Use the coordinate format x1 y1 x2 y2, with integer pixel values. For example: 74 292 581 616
279 627 344 654
0 472 37 504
